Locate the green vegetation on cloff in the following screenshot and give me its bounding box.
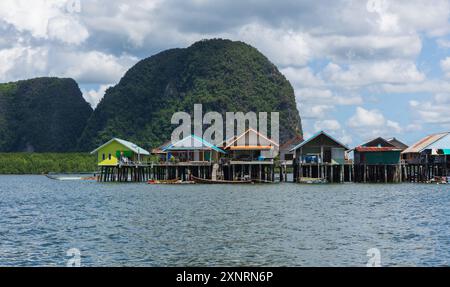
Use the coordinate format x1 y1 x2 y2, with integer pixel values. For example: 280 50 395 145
0 153 97 174
79 39 303 151
0 77 93 152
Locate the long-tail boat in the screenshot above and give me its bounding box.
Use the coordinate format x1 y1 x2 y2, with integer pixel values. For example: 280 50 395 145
191 176 253 184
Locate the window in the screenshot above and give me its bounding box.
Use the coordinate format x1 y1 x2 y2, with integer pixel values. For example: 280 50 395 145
285 154 294 160
102 154 105 160
108 154 111 160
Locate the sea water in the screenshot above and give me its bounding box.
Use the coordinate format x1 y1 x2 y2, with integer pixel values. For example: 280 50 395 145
0 175 449 266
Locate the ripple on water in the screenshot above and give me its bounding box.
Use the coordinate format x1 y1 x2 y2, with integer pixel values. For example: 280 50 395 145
0 176 449 266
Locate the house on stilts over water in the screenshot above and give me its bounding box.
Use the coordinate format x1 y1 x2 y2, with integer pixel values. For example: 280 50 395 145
91 138 150 182
156 135 226 181
402 132 450 182
290 131 351 183
352 137 408 183
220 128 279 182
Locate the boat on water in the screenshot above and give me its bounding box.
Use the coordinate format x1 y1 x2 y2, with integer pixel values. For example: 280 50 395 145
191 176 253 184
298 177 328 184
147 179 195 184
46 173 97 181
429 176 449 184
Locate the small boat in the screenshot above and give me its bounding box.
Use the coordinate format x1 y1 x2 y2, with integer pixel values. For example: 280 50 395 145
252 179 275 184
46 174 82 181
46 173 96 181
191 176 253 184
147 179 183 184
298 177 328 184
430 176 449 184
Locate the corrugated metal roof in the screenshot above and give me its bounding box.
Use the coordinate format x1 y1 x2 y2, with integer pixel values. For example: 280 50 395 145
224 128 279 148
228 146 272 151
355 146 402 152
163 135 225 153
402 132 450 154
427 133 450 150
91 138 150 155
290 131 349 152
386 137 409 150
361 137 395 148
280 135 303 150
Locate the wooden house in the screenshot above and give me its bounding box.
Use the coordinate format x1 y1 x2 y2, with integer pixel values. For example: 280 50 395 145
222 128 279 161
290 131 348 164
151 140 171 162
90 138 150 166
386 137 408 150
279 135 303 163
353 137 404 165
290 131 349 182
402 132 450 165
219 128 279 181
162 135 225 163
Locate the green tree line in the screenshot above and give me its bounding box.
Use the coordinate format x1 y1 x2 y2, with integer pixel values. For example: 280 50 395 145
0 153 97 174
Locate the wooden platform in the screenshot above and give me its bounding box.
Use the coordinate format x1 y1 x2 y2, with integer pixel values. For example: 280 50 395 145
97 161 449 183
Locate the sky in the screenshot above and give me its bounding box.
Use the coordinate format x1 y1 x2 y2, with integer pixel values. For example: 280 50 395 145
1 0 450 147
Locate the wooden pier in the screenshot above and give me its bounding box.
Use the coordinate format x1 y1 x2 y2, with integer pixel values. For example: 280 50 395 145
221 161 276 182
97 161 449 184
352 164 402 183
403 163 449 183
98 162 214 182
97 160 277 183
293 163 352 183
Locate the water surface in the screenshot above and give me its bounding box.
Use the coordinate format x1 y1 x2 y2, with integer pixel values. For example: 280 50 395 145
0 175 449 266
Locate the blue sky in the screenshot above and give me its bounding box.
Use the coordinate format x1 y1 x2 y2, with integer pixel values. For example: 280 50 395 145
1 0 450 147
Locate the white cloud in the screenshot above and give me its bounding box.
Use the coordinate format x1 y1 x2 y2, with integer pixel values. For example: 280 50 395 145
281 67 324 88
0 45 138 85
236 23 311 66
0 0 65 38
304 119 352 145
405 123 422 132
0 0 450 141
322 60 425 86
366 0 399 32
47 16 89 45
409 93 450 125
299 103 334 120
347 106 403 139
0 0 89 45
0 46 48 82
295 88 363 106
311 34 422 62
348 107 385 128
382 80 450 94
82 84 111 107
440 57 450 78
314 119 341 132
388 0 450 36
437 38 450 49
50 50 138 84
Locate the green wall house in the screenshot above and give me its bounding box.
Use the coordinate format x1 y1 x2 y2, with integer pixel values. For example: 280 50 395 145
90 138 150 166
354 137 404 165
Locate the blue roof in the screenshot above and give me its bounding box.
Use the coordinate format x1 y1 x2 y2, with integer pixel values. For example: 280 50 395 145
163 135 225 153
289 131 349 152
